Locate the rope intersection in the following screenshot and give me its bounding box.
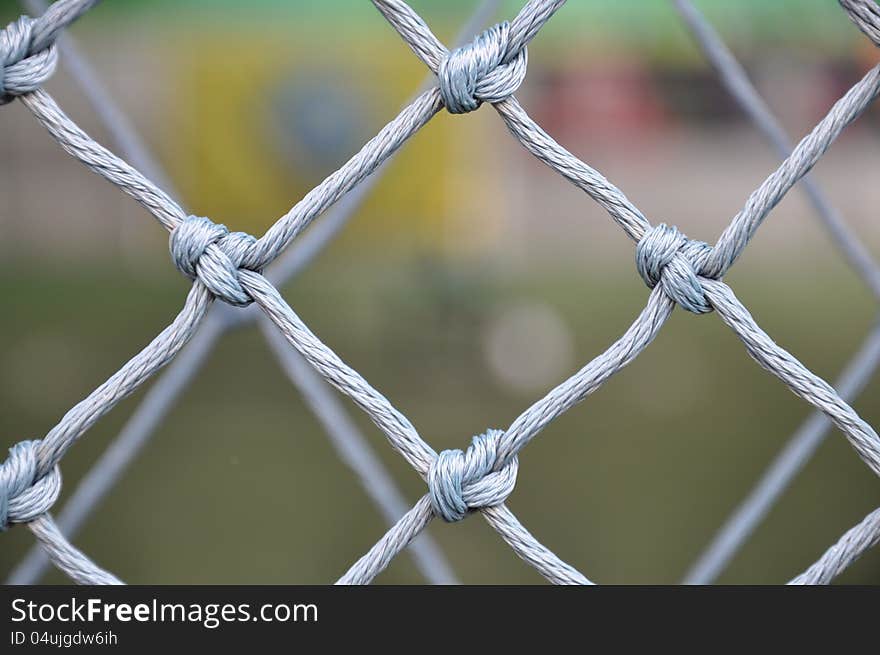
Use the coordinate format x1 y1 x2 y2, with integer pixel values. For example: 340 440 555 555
2 0 880 585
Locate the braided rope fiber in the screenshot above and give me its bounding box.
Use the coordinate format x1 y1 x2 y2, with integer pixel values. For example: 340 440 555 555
3 0 880 585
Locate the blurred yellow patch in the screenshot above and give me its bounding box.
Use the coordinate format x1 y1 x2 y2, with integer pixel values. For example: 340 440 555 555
168 26 504 255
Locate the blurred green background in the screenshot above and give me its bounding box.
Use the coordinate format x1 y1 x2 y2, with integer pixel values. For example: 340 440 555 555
1 0 880 584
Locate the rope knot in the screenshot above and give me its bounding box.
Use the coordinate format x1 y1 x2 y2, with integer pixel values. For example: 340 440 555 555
438 21 527 114
636 223 716 314
0 16 58 105
0 440 61 530
427 429 518 522
169 215 259 307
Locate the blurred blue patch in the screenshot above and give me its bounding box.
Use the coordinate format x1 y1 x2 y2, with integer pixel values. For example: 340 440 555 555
267 71 371 177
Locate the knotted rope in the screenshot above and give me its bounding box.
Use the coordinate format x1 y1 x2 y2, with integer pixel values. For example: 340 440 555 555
636 223 717 314
170 215 260 307
427 429 518 522
0 440 61 530
438 21 527 114
0 16 57 104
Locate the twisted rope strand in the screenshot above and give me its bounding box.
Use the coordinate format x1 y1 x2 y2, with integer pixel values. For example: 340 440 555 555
21 89 185 231
497 287 674 467
789 505 880 584
371 0 566 74
684 320 880 584
242 270 436 475
260 323 459 584
28 514 122 585
21 0 179 196
243 89 443 271
481 505 592 585
6 318 223 585
34 283 212 479
26 0 99 55
705 63 880 278
338 495 435 585
703 280 880 478
840 0 880 47
338 492 593 585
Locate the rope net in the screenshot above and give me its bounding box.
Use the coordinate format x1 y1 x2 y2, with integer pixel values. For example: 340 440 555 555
2 0 880 585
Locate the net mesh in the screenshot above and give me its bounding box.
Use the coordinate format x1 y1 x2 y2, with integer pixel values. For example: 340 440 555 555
3 0 880 585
